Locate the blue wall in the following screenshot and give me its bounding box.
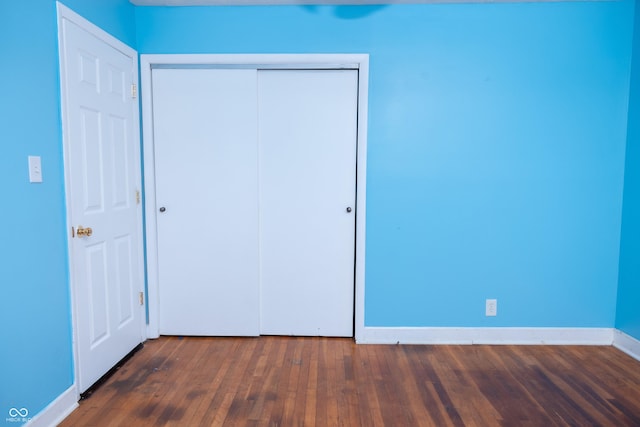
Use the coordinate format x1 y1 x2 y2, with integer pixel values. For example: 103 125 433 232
62 0 137 47
617 3 640 341
137 2 634 327
0 0 637 423
0 0 135 423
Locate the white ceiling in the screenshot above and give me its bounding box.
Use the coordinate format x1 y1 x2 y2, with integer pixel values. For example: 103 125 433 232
129 0 427 3
130 0 568 5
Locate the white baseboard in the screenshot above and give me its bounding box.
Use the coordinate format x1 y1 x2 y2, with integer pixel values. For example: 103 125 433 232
357 327 615 345
26 385 78 427
146 324 160 339
613 329 640 361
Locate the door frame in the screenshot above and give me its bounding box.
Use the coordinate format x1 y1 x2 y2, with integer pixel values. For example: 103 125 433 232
141 54 368 341
57 2 146 397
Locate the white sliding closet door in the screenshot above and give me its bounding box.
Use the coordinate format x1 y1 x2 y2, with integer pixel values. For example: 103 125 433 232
152 68 260 336
258 70 358 337
152 68 358 337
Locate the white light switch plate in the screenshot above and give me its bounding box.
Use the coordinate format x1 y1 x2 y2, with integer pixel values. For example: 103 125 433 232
486 299 497 317
28 155 43 183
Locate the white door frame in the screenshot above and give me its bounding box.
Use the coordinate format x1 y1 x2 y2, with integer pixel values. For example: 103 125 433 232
57 2 145 397
141 54 368 341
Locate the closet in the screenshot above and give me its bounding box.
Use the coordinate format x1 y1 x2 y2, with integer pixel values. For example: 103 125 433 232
150 67 358 336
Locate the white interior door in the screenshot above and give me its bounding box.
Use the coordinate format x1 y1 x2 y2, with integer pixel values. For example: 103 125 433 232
152 68 260 336
59 11 145 393
258 70 358 336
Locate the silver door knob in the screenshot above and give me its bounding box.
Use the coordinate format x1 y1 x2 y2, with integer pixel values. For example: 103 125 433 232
346 207 352 213
159 207 166 213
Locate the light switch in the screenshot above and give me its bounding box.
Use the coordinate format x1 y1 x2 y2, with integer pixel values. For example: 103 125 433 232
28 156 43 183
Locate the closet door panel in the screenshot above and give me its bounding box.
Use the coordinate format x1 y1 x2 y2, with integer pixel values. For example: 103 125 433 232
258 70 358 336
153 68 260 336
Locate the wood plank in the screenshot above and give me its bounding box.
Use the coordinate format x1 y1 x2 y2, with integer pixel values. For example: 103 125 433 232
59 337 640 426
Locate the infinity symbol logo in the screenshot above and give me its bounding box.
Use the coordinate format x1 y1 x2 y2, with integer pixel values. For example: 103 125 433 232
8 408 28 418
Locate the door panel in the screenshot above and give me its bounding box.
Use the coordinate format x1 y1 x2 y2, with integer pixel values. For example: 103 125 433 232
79 108 104 211
114 235 135 326
258 70 358 337
87 242 109 346
60 17 144 392
111 116 131 208
152 69 260 336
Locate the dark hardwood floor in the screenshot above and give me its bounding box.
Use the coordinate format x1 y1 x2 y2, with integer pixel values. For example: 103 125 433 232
59 336 640 426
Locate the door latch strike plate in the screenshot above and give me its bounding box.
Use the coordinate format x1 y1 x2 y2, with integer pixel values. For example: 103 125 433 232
139 291 144 306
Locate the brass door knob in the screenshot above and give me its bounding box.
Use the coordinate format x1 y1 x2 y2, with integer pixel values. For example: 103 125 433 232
76 226 93 237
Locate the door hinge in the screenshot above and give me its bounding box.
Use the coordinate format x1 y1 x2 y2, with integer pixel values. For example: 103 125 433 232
139 291 144 306
131 83 137 99
136 190 141 204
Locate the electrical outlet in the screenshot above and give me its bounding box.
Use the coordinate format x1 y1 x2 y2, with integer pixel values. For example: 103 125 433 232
486 299 497 317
